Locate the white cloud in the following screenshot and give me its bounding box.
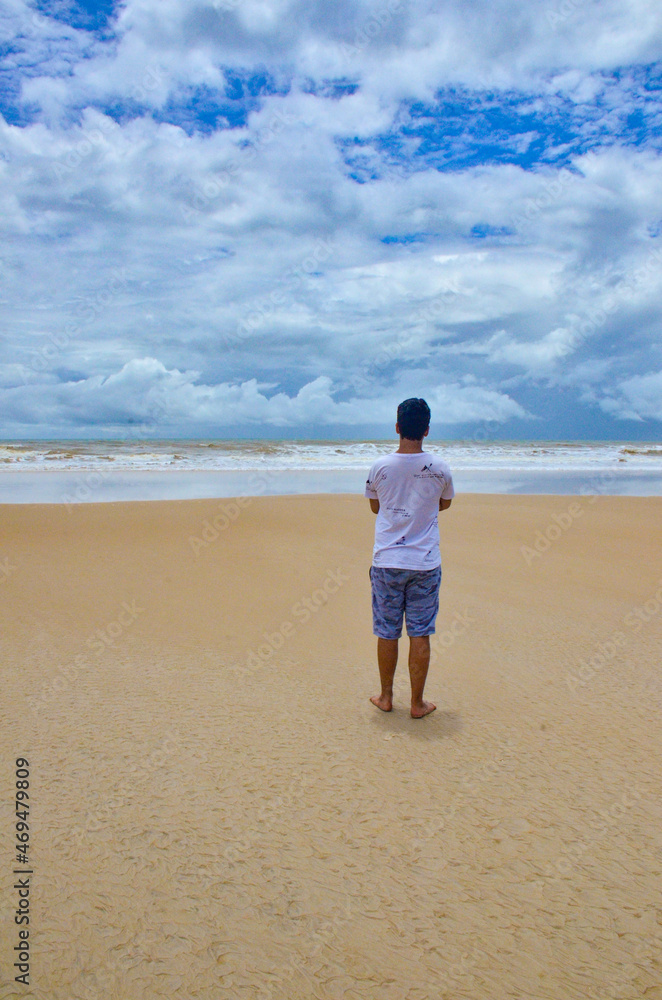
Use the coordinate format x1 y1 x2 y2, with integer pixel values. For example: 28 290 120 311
1 0 661 435
0 358 529 432
600 370 662 421
8 0 662 118
459 327 580 371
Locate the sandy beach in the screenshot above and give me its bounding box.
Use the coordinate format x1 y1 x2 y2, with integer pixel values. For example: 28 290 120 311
1 491 661 1000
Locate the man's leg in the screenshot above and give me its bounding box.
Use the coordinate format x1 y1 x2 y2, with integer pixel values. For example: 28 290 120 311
370 638 398 712
369 567 405 712
408 635 436 718
404 566 441 718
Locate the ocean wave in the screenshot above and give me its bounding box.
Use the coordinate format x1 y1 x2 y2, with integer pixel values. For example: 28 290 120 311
619 447 662 458
1 439 662 473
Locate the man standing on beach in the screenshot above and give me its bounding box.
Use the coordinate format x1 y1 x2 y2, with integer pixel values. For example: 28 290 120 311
365 398 454 718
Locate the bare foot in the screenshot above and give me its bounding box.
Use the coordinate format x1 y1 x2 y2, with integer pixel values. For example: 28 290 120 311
370 694 393 712
411 700 436 719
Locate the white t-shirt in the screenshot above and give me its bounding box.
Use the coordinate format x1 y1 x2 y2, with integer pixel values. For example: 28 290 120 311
364 451 455 570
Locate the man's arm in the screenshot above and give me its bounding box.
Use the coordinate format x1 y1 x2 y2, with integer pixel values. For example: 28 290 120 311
369 498 380 514
439 498 452 512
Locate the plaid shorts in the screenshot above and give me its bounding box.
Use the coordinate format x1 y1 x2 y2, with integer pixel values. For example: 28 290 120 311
369 565 442 639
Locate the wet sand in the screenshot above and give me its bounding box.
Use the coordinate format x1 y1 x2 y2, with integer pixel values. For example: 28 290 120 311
1 493 661 999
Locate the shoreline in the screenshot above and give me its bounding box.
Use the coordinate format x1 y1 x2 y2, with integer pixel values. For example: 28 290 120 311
1 466 662 504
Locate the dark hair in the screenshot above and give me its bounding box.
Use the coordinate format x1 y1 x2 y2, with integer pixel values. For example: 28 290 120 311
397 397 431 440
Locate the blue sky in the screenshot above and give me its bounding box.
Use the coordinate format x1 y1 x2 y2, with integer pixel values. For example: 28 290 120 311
1 0 661 439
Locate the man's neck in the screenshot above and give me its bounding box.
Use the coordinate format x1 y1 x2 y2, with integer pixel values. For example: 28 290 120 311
396 438 425 454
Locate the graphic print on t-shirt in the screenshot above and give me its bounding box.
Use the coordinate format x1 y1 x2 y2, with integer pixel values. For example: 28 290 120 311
412 463 449 501
364 451 455 570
